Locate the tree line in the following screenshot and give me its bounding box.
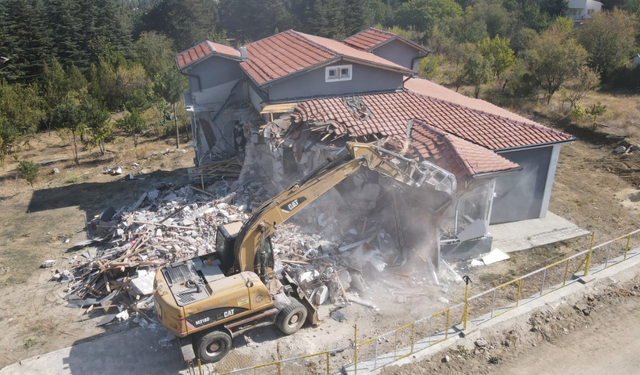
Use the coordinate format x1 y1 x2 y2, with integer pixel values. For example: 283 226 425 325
1 0 639 163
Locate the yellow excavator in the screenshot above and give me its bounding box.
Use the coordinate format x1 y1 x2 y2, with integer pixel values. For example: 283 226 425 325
153 141 455 363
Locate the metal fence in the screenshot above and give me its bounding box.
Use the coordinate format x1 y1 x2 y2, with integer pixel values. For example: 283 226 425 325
216 229 640 375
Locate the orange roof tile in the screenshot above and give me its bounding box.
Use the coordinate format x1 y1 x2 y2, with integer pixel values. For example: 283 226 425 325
292 91 573 150
405 77 536 126
240 30 413 86
176 41 241 70
408 121 521 178
343 28 429 53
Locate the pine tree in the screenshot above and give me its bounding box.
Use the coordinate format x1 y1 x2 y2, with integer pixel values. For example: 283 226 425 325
45 0 81 67
343 0 367 36
220 0 291 41
305 0 345 39
140 0 219 51
0 0 52 83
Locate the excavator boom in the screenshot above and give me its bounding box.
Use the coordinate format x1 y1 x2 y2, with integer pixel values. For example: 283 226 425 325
233 141 455 272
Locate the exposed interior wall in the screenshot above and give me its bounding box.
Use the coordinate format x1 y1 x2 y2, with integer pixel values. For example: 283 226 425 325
191 104 259 165
267 62 404 101
191 79 240 106
490 146 553 224
371 40 421 72
186 57 242 93
248 84 267 113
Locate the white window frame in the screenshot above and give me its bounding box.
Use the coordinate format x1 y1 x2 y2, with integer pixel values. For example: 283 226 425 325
325 64 352 83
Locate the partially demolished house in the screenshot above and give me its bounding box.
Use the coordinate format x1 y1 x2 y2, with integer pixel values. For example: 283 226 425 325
175 27 575 259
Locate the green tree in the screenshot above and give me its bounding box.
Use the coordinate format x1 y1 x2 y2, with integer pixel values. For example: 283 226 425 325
444 43 475 92
344 0 368 36
153 68 188 148
478 36 516 80
135 32 176 78
0 0 51 82
45 0 81 68
305 0 347 39
140 0 219 50
50 98 84 165
467 2 511 38
463 52 491 98
510 27 537 53
553 16 574 34
81 94 112 154
577 9 639 80
40 58 72 133
396 0 463 36
220 0 293 41
625 0 640 16
17 160 40 186
0 80 43 137
559 66 600 108
523 26 588 103
117 110 147 148
585 102 607 127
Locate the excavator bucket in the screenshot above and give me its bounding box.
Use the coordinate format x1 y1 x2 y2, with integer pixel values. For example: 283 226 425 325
359 143 457 198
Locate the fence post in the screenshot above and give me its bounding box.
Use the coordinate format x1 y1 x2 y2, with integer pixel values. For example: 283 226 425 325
624 234 632 260
326 352 330 375
584 232 595 277
354 324 358 375
462 276 472 330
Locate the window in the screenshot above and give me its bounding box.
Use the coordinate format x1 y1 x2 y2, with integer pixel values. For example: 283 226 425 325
325 64 352 82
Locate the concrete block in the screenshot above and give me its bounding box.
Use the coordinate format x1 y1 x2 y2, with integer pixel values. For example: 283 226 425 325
130 271 156 296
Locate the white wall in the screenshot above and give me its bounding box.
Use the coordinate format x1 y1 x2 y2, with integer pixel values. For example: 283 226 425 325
566 0 602 22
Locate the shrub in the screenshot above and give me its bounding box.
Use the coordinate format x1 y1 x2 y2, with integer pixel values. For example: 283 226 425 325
17 160 40 186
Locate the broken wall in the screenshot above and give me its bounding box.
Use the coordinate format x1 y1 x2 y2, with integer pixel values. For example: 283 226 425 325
189 80 263 166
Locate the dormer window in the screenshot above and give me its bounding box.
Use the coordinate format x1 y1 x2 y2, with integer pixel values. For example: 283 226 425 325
325 65 352 82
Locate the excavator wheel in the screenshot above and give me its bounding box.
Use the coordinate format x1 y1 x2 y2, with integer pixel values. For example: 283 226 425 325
275 299 307 335
195 329 232 363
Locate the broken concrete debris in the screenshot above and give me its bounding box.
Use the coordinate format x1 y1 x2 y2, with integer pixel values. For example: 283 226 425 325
52 151 467 328
55 177 266 326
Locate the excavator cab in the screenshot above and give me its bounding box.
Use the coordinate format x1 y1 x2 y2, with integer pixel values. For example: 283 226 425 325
216 222 242 274
216 221 274 276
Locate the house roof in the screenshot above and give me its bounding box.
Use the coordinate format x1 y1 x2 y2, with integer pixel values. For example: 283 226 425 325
292 90 573 150
240 30 414 86
404 77 537 126
407 121 521 178
343 28 430 54
175 41 241 70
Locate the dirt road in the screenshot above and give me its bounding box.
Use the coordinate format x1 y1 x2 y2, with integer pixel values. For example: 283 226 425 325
383 274 640 375
498 293 640 375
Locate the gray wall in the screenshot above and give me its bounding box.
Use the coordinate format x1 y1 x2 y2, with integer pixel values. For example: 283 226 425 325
187 57 243 93
372 40 421 71
267 61 404 101
490 146 553 224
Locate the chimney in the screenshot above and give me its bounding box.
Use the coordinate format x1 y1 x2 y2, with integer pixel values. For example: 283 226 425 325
239 46 248 62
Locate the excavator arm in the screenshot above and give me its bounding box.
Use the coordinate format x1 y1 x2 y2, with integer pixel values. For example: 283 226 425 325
232 141 454 273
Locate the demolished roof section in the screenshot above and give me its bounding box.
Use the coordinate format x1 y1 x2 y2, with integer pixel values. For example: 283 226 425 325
240 30 413 86
175 41 241 70
291 91 573 150
342 27 429 54
407 121 521 179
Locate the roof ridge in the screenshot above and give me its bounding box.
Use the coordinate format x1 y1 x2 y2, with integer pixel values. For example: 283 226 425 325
405 90 566 140
205 40 216 53
291 30 339 57
368 27 396 37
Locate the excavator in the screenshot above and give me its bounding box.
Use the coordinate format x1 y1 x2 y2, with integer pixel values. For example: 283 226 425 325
153 141 455 363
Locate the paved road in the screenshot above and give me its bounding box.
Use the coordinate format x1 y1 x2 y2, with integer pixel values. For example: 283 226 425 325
0 325 188 375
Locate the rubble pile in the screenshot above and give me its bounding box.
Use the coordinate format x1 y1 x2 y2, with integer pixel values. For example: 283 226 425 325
55 164 456 326
56 176 268 324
